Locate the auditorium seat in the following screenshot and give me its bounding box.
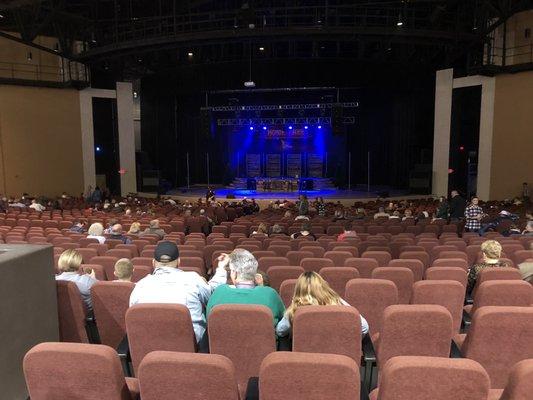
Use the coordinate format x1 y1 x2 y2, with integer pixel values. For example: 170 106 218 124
116 244 140 258
259 352 360 400
267 244 291 257
92 256 120 280
125 304 196 374
91 281 135 348
411 280 465 333
432 258 468 271
489 359 533 400
23 342 139 400
387 259 424 281
131 265 153 282
138 351 238 400
425 267 468 288
88 242 109 256
258 256 290 271
208 305 276 398
279 279 298 307
513 250 533 266
319 267 359 297
439 250 469 262
369 356 489 400
131 257 153 267
292 305 362 362
300 257 334 272
324 251 353 267
464 281 533 316
285 250 313 267
75 247 98 263
267 266 304 292
56 280 89 343
471 267 523 297
344 257 379 278
372 267 414 304
345 278 398 337
375 305 453 368
453 307 533 388
81 263 107 280
299 245 325 258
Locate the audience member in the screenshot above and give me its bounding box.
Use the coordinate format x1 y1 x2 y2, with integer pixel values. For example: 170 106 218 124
127 222 141 235
449 190 466 221
140 219 166 239
464 197 484 233
374 207 389 220
255 270 270 287
523 182 530 204
298 194 309 216
337 221 357 241
109 224 132 244
29 199 45 212
276 271 369 338
435 196 449 219
69 221 86 233
252 223 269 236
519 261 533 284
55 249 97 310
315 197 326 217
271 224 286 235
114 258 134 282
87 222 106 244
522 220 533 235
129 241 227 346
206 249 284 326
290 221 316 240
467 240 511 294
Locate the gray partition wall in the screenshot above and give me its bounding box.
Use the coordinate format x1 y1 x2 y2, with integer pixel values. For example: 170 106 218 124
0 245 59 400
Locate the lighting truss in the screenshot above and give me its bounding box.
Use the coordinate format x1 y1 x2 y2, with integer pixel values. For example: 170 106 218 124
216 117 355 126
207 102 358 112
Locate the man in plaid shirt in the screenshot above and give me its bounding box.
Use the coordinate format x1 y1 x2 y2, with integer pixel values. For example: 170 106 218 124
465 197 483 232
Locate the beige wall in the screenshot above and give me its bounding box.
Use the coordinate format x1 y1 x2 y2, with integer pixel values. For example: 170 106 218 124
490 70 533 199
0 85 84 197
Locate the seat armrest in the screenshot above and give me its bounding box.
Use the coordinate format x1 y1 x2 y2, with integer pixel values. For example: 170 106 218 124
450 340 463 358
362 334 376 363
462 309 472 326
117 335 130 359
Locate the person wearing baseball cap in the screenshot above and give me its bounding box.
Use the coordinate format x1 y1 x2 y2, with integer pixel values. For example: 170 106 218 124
129 241 227 346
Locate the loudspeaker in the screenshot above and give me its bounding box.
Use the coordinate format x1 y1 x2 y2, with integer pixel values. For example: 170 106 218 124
331 104 344 135
200 108 212 140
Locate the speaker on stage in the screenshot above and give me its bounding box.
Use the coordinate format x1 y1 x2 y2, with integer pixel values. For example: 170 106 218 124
332 103 344 135
200 108 212 140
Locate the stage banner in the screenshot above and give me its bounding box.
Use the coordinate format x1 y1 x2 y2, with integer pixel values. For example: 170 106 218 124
246 153 261 177
287 153 302 177
266 154 281 177
307 153 323 178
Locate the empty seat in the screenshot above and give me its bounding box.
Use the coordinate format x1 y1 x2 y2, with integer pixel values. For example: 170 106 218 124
362 251 392 267
490 359 533 400
258 256 290 271
411 280 465 333
292 305 362 362
208 305 276 398
91 281 135 348
372 267 414 304
268 245 291 257
432 258 469 271
279 279 298 307
425 267 468 288
300 257 334 273
319 267 359 298
23 342 139 400
126 304 196 374
138 351 238 400
286 250 314 267
299 245 325 258
267 266 305 292
344 257 379 278
400 251 430 271
454 307 533 388
387 259 424 281
439 251 468 262
92 256 120 281
345 279 398 337
56 280 89 343
259 352 360 400
369 356 489 400
471 267 523 297
465 280 533 316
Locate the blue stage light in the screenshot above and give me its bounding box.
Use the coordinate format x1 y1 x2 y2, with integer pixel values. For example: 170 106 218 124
318 125 322 129
95 146 101 152
262 126 267 130
304 125 308 130
249 126 254 131
288 126 293 130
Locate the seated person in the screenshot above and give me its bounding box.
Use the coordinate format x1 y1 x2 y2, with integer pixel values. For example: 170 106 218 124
114 258 134 282
109 224 132 244
276 271 369 337
56 249 97 310
255 270 270 287
252 223 269 236
69 220 86 233
337 221 358 241
130 241 227 345
374 207 390 220
467 240 511 294
206 249 285 326
127 222 141 235
271 224 287 236
87 222 106 244
140 219 166 239
522 221 533 236
519 261 533 284
290 222 316 240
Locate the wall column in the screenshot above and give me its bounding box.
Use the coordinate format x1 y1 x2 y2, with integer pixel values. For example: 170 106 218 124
116 82 137 195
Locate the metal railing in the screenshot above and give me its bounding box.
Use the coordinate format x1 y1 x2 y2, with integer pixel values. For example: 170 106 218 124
0 59 89 84
484 43 533 67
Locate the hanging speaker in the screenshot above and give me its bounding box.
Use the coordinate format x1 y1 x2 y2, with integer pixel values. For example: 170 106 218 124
331 104 344 135
200 108 212 140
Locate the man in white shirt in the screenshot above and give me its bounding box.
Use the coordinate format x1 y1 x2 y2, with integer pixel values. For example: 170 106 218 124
129 241 227 346
29 199 45 212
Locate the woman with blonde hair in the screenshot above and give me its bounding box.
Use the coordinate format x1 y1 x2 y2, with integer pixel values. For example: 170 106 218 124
55 249 97 310
276 271 368 337
467 240 511 294
252 223 269 236
128 222 141 235
87 222 106 244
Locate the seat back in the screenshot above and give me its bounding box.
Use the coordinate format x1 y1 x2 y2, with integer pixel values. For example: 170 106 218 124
92 256 120 280
462 307 533 388
471 281 533 314
91 281 135 348
388 259 424 281
126 304 196 374
138 351 239 400
375 356 489 400
318 267 359 298
432 258 468 271
344 257 379 278
56 280 88 343
372 267 414 304
300 257 334 272
259 352 360 400
258 256 290 271
425 267 468 287
324 251 353 267
361 251 392 267
344 278 398 337
292 305 361 362
208 304 276 397
267 266 304 292
411 280 465 333
499 359 533 400
279 279 298 307
377 305 453 366
23 342 134 400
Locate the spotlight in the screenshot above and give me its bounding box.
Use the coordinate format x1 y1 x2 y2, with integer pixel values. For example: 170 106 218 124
95 146 101 152
262 126 267 130
187 52 194 57
304 125 308 130
397 13 403 26
318 125 322 129
133 92 138 98
27 51 32 61
249 126 254 131
259 47 265 51
288 126 293 130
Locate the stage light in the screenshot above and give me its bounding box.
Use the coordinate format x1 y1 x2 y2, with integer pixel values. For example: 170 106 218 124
397 13 403 26
249 126 254 131
262 126 267 130
288 126 293 130
304 125 308 130
448 168 454 174
187 52 194 57
95 146 101 152
459 146 465 151
318 125 322 129
259 47 265 51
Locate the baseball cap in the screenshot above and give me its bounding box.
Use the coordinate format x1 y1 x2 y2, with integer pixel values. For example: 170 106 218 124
154 241 180 262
